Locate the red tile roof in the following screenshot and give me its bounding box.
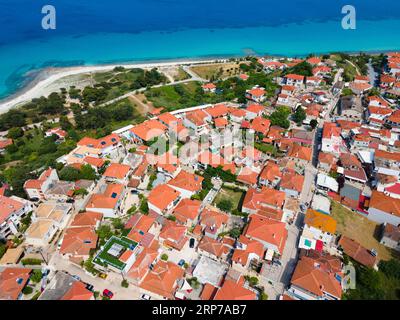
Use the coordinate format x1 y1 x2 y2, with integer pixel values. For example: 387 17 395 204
139 261 184 299
244 214 288 254
0 268 32 300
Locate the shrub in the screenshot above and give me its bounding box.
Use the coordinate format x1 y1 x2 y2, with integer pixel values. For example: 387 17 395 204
22 286 33 295
30 269 43 283
121 279 129 288
21 258 42 266
217 199 233 212
161 254 168 261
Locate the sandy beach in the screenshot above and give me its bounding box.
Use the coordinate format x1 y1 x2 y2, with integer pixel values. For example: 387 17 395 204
0 58 218 114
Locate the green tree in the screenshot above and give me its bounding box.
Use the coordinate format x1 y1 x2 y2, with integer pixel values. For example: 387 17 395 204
229 228 242 239
59 166 81 181
293 107 306 125
217 199 233 212
121 279 129 288
161 254 168 261
309 119 318 129
269 106 290 129
22 286 33 295
30 269 43 283
7 127 24 139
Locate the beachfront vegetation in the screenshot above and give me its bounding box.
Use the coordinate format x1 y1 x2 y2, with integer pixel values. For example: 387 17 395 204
144 64 278 111
190 62 243 80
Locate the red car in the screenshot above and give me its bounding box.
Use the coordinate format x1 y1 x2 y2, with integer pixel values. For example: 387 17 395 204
103 289 114 299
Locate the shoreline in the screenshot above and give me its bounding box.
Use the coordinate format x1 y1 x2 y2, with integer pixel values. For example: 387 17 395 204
0 56 227 114
0 49 395 114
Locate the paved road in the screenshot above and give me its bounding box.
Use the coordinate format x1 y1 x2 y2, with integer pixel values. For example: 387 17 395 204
49 252 141 300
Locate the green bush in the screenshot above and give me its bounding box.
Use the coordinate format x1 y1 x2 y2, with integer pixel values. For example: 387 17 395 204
30 269 43 283
121 279 129 288
161 254 168 261
21 258 42 266
22 286 33 295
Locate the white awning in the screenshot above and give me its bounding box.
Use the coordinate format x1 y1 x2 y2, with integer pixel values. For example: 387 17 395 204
264 249 274 261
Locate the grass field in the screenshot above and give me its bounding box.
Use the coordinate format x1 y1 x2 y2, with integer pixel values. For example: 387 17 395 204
213 187 245 212
190 62 242 80
331 201 397 261
144 81 223 111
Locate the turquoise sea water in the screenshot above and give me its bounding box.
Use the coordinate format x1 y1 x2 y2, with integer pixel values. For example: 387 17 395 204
1 0 400 100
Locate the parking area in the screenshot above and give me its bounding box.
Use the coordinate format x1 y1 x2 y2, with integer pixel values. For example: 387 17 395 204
160 238 198 266
122 190 139 214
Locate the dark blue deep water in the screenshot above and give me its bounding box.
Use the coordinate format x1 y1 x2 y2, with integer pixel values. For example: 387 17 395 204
1 0 400 99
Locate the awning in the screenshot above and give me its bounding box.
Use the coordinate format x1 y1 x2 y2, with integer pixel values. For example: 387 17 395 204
264 248 274 261
315 240 324 252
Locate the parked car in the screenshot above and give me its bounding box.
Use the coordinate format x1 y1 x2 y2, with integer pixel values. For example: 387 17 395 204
86 284 94 292
178 259 185 267
141 294 151 300
72 275 81 281
189 238 195 248
98 273 108 279
103 289 114 299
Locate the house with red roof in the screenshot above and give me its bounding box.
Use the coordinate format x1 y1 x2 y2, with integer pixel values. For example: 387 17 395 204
214 117 228 129
157 112 179 128
130 119 167 143
199 208 229 240
230 108 247 123
0 268 32 300
306 57 322 66
172 198 202 226
0 195 33 239
167 170 203 199
243 214 288 255
231 235 264 272
258 161 282 187
85 183 125 218
148 184 181 215
159 219 188 251
60 281 94 300
287 143 312 167
77 133 121 157
59 226 98 262
139 260 185 300
249 116 271 136
127 246 159 285
245 104 265 120
126 214 159 248
285 74 305 87
246 86 266 103
321 122 344 156
279 169 305 197
103 163 131 183
237 167 259 187
202 83 216 93
45 127 67 141
197 236 232 261
242 187 286 217
214 276 257 300
0 138 13 153
288 252 342 300
183 109 211 134
82 156 106 172
24 167 59 200
368 191 400 226
205 104 229 119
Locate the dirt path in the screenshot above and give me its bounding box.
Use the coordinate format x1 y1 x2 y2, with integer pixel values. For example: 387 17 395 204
128 94 154 116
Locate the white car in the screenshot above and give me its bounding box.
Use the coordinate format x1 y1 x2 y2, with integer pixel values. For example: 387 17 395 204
141 294 151 300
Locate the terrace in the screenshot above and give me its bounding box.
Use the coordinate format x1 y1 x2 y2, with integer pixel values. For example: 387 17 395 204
93 236 139 271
